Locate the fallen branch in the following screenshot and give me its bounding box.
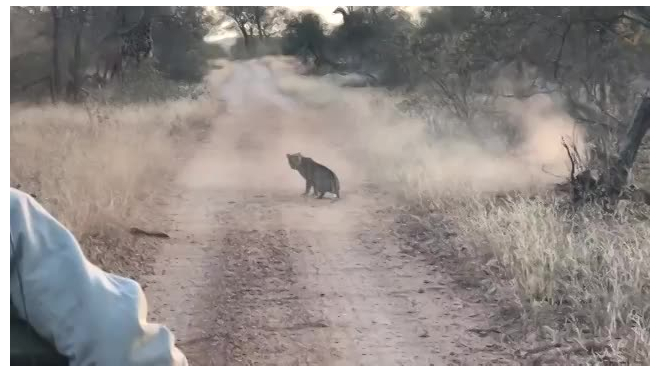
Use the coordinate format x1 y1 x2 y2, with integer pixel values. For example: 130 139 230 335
129 227 170 239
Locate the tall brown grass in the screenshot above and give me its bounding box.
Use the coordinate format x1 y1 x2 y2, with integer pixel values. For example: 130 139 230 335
433 193 649 364
391 165 650 366
10 98 216 276
383 104 650 364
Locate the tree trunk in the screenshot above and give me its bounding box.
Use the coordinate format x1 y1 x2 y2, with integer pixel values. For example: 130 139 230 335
558 97 650 205
239 24 250 47
609 96 650 195
50 6 61 103
70 7 85 103
255 9 264 39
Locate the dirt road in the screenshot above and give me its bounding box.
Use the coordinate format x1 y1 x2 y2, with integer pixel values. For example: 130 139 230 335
144 60 516 365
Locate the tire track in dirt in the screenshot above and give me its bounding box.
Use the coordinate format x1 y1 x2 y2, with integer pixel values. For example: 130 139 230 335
144 59 518 365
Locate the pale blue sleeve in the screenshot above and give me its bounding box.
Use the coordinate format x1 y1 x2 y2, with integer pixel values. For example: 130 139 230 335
9 188 188 366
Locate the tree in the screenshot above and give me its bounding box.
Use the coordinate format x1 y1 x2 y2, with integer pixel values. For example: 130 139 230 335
220 6 276 48
403 6 650 200
153 6 218 81
221 6 250 46
419 6 477 35
465 7 649 127
68 7 87 102
282 12 327 63
50 6 61 102
325 6 414 82
610 96 649 196
397 7 649 132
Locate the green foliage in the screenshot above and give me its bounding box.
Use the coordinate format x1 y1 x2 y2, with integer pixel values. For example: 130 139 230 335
281 12 326 56
153 6 219 82
419 6 477 34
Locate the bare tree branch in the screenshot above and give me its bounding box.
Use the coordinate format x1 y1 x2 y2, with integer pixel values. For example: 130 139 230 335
553 21 572 80
561 136 577 184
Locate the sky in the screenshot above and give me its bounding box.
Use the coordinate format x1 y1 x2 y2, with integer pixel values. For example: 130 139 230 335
205 6 341 44
287 6 426 24
287 6 344 25
205 6 426 46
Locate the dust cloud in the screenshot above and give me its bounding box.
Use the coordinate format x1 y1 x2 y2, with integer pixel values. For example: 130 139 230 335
181 56 584 200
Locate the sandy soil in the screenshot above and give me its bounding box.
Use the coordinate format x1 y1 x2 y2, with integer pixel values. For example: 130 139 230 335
143 60 518 366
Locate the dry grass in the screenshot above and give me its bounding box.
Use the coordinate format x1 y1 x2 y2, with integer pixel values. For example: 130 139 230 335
362 90 651 365
83 64 210 105
405 188 650 365
10 98 217 277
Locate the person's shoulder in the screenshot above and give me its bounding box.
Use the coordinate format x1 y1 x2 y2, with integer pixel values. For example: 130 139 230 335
10 187 35 208
10 188 32 254
10 188 43 223
10 187 29 206
10 187 28 197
